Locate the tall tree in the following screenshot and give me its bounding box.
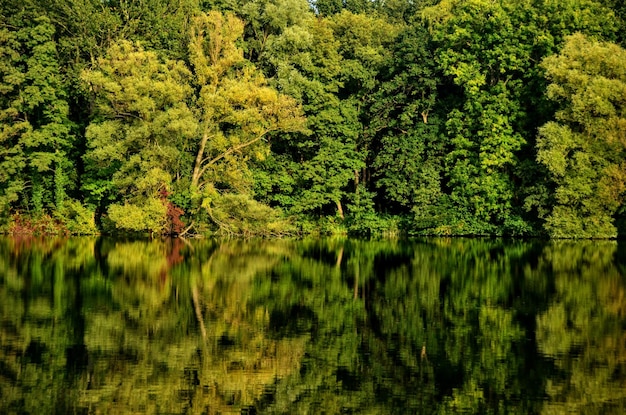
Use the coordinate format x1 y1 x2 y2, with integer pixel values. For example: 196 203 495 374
81 40 196 233
423 0 532 234
422 0 619 235
0 16 75 217
256 12 399 224
188 11 306 194
536 34 626 238
81 11 305 234
367 21 445 231
257 16 360 220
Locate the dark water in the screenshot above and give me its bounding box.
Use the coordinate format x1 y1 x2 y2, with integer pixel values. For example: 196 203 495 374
1 237 625 414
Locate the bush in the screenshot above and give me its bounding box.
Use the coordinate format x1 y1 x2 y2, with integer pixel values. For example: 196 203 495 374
204 193 295 237
60 200 98 235
107 198 168 235
7 213 66 235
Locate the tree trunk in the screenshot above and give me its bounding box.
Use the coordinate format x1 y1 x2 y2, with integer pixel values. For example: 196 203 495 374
191 133 209 189
336 200 344 220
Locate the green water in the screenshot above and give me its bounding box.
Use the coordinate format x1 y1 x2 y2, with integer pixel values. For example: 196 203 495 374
1 237 625 414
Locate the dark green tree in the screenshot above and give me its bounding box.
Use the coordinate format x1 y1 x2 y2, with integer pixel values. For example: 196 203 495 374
257 17 360 222
422 0 619 236
367 22 446 232
0 16 75 217
422 0 537 235
255 12 399 229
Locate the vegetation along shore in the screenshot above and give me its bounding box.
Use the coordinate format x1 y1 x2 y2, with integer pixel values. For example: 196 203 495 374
1 0 625 238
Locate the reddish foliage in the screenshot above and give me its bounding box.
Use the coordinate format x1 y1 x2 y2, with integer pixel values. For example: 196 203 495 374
159 189 185 236
8 213 68 236
166 203 185 235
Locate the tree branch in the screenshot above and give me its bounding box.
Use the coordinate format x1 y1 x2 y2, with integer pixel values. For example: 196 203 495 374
194 130 270 187
207 131 269 167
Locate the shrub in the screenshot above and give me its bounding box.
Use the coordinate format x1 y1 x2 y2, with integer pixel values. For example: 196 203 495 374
205 193 295 237
107 198 168 235
60 200 98 235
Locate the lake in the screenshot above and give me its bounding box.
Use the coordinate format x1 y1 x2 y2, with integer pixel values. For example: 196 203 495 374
1 236 625 414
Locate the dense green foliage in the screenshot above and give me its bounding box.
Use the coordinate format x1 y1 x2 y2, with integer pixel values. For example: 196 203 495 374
1 0 625 237
1 236 625 413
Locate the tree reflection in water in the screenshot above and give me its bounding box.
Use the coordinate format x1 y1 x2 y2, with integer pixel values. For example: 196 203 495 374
0 237 625 414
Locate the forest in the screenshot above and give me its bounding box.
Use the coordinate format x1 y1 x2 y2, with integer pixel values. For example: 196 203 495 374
1 0 626 238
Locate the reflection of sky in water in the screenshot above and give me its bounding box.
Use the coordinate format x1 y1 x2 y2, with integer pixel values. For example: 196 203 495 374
1 237 625 414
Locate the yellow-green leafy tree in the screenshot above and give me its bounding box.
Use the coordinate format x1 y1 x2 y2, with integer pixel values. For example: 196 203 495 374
187 11 306 235
81 40 197 234
81 11 306 235
536 34 626 238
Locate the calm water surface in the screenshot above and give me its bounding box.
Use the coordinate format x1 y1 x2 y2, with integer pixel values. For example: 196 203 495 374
1 237 625 414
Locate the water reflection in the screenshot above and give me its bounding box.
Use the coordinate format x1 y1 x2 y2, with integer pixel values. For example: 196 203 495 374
0 237 625 414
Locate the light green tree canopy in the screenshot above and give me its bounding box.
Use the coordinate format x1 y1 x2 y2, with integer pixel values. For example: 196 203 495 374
536 33 626 238
80 11 306 234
